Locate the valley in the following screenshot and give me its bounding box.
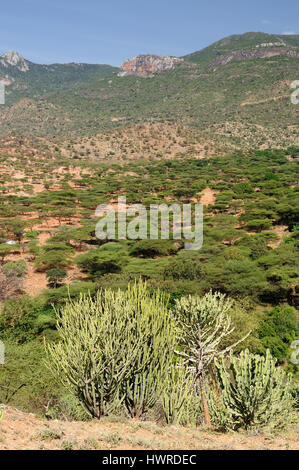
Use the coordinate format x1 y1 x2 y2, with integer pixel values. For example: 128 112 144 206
0 30 298 451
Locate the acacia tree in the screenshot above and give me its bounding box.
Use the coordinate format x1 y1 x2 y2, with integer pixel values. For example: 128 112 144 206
46 268 67 288
174 291 250 426
4 218 27 243
0 244 14 264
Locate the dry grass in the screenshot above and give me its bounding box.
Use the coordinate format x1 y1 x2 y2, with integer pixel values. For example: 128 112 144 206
0 406 298 450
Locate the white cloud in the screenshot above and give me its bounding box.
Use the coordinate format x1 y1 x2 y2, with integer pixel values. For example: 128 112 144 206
282 30 296 35
261 19 271 25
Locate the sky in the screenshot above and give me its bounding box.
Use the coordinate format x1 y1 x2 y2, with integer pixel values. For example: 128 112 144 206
0 0 298 66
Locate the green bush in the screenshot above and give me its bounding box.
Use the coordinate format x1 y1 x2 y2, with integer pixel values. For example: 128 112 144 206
2 260 26 279
163 254 204 280
75 250 124 278
0 341 62 415
129 240 178 258
46 268 67 288
0 295 56 343
258 306 299 364
46 281 177 419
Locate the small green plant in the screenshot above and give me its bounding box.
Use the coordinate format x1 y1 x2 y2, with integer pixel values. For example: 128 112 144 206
40 428 62 440
81 437 99 449
99 431 122 446
61 439 78 450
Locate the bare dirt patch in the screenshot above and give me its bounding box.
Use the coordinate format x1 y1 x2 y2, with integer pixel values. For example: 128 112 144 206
200 188 216 206
267 225 290 249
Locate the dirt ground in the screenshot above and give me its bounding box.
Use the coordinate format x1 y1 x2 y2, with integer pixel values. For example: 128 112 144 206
0 406 298 450
200 187 216 206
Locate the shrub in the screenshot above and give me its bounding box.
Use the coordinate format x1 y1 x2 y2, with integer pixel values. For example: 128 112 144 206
46 268 67 288
46 281 177 419
258 306 299 364
2 260 26 279
0 295 55 342
0 341 64 415
210 349 295 431
75 251 124 277
161 362 197 425
0 263 25 302
34 243 74 271
129 240 178 258
163 255 204 280
246 219 272 232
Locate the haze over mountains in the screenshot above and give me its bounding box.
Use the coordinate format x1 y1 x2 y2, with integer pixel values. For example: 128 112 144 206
0 32 298 149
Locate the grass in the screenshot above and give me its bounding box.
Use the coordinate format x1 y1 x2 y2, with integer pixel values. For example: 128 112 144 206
98 431 123 446
61 439 78 450
39 429 63 440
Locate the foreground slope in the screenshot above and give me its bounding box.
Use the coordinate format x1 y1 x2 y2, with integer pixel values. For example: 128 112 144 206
0 406 298 450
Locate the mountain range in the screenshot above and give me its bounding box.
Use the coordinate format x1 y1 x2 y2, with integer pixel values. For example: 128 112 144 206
0 31 298 150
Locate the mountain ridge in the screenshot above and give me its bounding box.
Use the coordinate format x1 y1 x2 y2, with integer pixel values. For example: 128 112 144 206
0 32 298 148
2 31 299 68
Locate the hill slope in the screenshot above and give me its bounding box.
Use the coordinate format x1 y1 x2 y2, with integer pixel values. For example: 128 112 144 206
0 51 119 103
183 32 299 68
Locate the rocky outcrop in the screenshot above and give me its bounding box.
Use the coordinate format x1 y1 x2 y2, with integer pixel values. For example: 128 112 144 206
255 42 285 48
0 51 29 72
209 47 299 71
119 54 183 77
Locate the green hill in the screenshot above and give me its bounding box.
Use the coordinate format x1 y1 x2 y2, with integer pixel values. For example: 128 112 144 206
0 51 119 103
183 32 299 68
0 32 298 149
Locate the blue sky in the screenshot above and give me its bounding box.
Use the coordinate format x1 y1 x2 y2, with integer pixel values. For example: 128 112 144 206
0 0 298 65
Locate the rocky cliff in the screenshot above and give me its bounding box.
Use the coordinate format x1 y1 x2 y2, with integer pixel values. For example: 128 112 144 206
119 54 183 77
0 51 29 72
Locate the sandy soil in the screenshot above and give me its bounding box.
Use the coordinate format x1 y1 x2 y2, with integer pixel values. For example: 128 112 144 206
200 188 216 206
267 225 290 249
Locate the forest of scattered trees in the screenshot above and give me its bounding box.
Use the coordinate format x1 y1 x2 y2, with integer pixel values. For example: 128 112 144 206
0 147 298 429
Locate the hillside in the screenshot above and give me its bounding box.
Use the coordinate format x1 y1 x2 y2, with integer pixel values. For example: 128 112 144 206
0 51 119 103
183 32 299 68
0 32 298 149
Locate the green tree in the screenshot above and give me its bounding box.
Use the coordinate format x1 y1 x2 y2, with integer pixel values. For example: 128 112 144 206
0 244 14 264
258 306 299 363
46 268 67 288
